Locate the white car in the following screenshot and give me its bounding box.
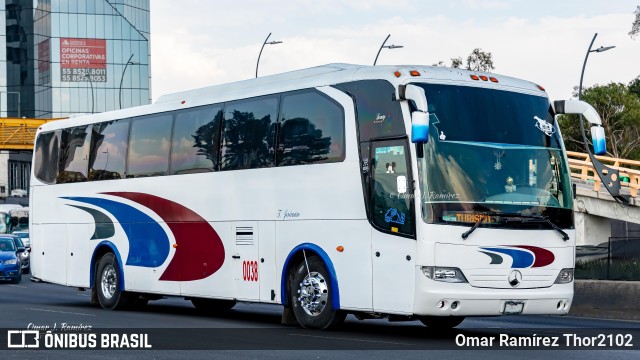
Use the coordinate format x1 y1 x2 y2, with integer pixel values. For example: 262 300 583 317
12 231 30 248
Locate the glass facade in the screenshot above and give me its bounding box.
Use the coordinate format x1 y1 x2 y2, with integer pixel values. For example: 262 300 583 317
0 0 151 119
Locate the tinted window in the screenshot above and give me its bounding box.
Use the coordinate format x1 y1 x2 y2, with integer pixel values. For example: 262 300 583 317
58 125 91 183
34 131 59 184
334 80 405 141
171 105 222 174
221 95 278 170
89 119 130 181
370 140 414 236
127 113 173 177
278 90 345 166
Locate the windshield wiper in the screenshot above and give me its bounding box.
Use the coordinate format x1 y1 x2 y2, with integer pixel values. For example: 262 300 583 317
460 207 569 241
502 214 569 241
461 214 487 240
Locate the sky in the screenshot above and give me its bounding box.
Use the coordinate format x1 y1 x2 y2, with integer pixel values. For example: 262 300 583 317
149 0 639 103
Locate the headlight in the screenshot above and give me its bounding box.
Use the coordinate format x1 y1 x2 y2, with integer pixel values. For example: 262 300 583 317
421 266 468 283
3 259 18 265
555 268 574 284
20 251 29 259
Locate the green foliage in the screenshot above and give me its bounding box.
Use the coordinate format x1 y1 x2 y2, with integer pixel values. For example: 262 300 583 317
433 50 493 72
558 82 640 160
630 76 640 98
631 5 640 39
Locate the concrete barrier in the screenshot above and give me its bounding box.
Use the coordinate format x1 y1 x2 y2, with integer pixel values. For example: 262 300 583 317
571 280 640 320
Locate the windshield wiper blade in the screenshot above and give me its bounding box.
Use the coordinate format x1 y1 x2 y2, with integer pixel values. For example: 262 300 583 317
504 215 569 241
461 214 486 240
462 206 569 241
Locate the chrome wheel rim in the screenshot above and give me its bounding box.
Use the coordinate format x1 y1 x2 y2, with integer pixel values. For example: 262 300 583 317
297 271 328 316
101 264 117 300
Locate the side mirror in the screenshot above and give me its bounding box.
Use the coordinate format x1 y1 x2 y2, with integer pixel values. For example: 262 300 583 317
399 84 430 144
17 247 25 252
411 111 429 143
554 100 607 155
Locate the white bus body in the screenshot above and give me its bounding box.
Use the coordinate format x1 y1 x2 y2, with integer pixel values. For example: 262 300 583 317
30 64 594 329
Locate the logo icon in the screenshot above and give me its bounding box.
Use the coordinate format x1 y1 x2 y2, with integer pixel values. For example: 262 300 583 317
479 245 555 268
534 116 556 136
7 330 40 348
508 270 522 287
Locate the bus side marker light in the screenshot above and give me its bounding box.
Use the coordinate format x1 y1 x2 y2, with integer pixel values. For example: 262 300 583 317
409 70 420 77
336 246 344 252
173 243 178 248
394 71 402 77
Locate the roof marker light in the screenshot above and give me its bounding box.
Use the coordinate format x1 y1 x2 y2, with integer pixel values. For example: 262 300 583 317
537 84 546 91
470 75 480 80
409 70 420 77
394 71 402 77
479 75 488 81
181 100 186 105
489 77 499 83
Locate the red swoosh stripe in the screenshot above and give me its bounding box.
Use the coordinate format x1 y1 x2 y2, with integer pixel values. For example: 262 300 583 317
513 245 555 268
105 192 225 281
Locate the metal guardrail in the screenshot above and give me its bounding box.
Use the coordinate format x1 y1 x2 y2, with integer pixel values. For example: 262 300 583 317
567 151 640 198
0 117 64 150
576 237 640 281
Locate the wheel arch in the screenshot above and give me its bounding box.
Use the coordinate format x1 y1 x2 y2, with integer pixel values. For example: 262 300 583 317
90 241 125 291
281 243 340 310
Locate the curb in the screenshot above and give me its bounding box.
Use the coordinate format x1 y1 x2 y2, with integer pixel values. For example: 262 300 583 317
570 280 640 321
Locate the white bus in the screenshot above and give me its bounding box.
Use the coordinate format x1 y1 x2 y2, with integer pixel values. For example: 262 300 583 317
30 64 603 329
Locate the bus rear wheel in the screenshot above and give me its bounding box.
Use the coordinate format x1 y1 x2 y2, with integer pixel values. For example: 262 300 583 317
419 316 465 329
95 253 132 310
290 256 345 330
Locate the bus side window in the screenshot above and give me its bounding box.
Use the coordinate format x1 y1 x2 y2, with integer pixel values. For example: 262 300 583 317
370 140 414 236
34 131 60 184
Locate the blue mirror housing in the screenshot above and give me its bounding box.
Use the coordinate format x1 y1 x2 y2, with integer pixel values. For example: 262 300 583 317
591 125 606 155
411 111 429 143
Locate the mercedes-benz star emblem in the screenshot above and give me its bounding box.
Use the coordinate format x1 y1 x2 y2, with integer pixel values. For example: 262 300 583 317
508 270 522 287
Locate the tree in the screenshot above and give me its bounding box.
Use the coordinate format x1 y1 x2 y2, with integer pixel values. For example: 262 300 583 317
630 5 640 39
432 50 493 71
629 76 640 98
466 48 494 72
558 82 640 160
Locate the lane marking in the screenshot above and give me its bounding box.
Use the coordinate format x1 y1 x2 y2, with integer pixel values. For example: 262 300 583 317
288 333 413 346
8 285 28 289
25 308 96 317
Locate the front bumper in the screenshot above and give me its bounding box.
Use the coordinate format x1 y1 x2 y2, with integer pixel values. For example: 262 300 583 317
0 264 21 281
413 267 573 316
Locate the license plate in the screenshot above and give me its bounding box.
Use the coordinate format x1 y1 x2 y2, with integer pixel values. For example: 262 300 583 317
503 301 524 314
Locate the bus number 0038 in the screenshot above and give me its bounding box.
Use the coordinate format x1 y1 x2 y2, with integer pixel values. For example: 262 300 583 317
242 260 258 282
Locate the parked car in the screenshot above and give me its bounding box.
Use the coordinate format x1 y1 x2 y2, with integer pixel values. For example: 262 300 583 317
0 237 22 283
12 231 30 249
0 235 29 274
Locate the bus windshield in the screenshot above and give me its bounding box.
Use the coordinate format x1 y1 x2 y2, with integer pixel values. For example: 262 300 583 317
415 83 573 229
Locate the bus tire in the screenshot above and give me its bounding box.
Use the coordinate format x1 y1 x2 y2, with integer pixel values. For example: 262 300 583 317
419 316 465 329
191 298 236 313
95 253 131 310
290 256 345 330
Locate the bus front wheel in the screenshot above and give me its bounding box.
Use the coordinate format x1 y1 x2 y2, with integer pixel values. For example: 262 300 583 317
95 253 131 310
290 256 345 330
419 315 465 329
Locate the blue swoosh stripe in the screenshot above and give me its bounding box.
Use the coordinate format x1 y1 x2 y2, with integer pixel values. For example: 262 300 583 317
63 197 169 268
481 247 534 268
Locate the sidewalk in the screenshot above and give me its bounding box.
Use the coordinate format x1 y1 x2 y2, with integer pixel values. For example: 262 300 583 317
570 280 640 320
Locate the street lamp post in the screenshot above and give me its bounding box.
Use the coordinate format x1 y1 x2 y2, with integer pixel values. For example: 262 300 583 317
373 34 403 66
576 33 626 202
119 54 140 109
256 33 283 78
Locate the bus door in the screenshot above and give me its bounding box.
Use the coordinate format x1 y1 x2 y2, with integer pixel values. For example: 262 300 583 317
369 139 416 314
232 221 260 301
